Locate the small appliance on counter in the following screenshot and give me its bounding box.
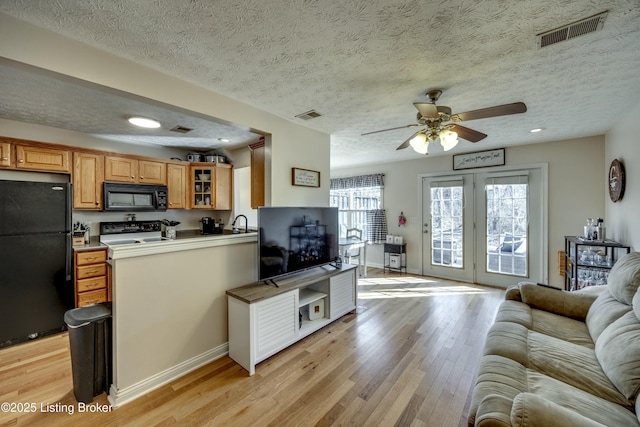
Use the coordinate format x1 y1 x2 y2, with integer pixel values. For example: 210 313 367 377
201 217 224 235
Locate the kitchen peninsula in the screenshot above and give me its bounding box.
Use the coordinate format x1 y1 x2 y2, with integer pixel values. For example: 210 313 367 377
106 231 257 406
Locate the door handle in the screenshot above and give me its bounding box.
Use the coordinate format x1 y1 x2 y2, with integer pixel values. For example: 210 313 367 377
424 223 429 233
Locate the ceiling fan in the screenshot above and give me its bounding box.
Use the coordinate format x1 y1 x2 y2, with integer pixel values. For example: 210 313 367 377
362 90 527 154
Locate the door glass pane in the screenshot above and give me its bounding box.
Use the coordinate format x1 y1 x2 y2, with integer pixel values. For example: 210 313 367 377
486 180 528 276
430 183 463 268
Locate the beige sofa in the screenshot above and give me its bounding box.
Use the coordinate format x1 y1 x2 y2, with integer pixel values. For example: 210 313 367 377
469 252 640 427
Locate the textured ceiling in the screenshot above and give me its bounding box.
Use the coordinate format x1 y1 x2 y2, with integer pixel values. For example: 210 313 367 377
0 60 262 151
1 1 640 168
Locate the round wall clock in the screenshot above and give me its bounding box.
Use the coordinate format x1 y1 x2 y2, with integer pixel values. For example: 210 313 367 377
608 159 625 202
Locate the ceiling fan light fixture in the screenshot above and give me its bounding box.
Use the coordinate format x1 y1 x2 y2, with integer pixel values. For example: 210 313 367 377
440 129 459 151
128 116 161 128
410 132 429 154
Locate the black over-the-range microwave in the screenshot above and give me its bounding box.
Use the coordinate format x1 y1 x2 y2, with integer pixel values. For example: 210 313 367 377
103 182 168 212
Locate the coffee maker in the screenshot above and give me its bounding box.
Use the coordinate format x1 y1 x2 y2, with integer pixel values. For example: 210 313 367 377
201 217 223 234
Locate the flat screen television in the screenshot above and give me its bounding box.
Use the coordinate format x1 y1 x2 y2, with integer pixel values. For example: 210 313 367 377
258 206 339 281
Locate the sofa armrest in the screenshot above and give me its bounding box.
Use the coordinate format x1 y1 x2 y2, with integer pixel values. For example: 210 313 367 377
505 284 524 301
475 393 513 427
511 393 606 427
518 282 598 321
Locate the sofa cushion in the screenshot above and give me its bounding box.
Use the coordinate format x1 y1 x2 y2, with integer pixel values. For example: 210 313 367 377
595 310 640 400
494 300 594 347
607 252 640 305
470 355 640 427
483 321 629 406
511 393 608 427
587 291 633 342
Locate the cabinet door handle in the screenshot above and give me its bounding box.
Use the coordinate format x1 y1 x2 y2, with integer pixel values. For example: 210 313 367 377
1 157 7 161
18 159 24 163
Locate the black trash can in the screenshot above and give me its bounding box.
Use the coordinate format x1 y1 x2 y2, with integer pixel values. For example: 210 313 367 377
64 302 112 403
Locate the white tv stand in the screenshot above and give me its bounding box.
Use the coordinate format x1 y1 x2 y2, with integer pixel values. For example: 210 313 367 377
226 264 357 375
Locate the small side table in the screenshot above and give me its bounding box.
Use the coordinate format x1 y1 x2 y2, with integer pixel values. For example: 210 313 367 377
384 243 406 273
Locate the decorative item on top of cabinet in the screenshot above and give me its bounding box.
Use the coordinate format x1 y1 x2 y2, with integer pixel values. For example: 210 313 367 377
249 138 265 208
190 163 233 209
167 163 187 209
73 152 104 210
104 155 167 185
16 144 70 173
0 141 11 167
74 248 109 307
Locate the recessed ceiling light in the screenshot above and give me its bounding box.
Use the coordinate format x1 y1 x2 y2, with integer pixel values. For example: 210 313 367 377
530 128 543 133
128 116 161 128
218 138 231 143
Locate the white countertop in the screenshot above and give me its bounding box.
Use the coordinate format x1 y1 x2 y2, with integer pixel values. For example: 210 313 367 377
106 231 257 260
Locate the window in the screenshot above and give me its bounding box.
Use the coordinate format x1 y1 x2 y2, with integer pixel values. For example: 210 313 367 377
485 175 528 276
430 180 464 268
330 174 383 238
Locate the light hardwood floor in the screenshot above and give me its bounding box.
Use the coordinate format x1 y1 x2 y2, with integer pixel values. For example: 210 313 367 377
0 269 504 427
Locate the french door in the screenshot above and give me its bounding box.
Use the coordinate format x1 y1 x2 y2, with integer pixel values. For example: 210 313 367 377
421 165 547 287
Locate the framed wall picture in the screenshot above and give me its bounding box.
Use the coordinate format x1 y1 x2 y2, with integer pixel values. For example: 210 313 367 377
453 148 505 170
292 167 320 187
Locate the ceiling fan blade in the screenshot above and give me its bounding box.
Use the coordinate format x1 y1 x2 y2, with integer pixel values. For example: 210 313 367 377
396 130 421 150
413 102 439 119
361 123 419 136
449 124 487 143
452 102 527 122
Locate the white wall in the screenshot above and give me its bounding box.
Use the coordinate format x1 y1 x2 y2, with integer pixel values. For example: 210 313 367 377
332 136 605 287
605 101 640 251
0 13 330 208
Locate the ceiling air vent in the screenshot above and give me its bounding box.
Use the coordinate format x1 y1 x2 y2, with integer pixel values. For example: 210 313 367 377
170 125 193 134
537 11 608 49
295 110 322 120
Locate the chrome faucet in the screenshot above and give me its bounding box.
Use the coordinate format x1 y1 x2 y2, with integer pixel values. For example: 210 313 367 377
232 214 248 234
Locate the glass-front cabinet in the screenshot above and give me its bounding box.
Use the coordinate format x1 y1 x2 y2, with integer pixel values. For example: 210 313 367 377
189 163 233 210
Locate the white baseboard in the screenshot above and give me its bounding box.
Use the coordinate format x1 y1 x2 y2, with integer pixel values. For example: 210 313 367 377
108 343 228 407
353 261 421 276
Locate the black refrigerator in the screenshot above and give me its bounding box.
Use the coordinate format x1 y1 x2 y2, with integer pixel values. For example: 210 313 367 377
0 180 74 348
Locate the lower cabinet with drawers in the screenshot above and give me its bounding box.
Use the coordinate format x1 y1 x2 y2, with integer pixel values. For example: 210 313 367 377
74 247 109 307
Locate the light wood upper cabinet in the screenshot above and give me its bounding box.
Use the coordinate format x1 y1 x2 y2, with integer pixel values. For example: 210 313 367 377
105 156 137 183
167 163 187 209
73 152 104 210
249 139 265 209
189 163 233 210
139 159 166 184
215 163 233 210
104 156 166 185
16 145 70 173
0 142 12 167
